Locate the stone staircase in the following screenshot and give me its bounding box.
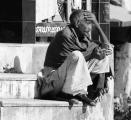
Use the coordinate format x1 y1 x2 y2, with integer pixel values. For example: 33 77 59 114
0 44 114 120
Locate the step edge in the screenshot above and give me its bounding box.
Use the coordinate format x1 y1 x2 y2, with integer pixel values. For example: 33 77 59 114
0 73 37 81
0 99 83 107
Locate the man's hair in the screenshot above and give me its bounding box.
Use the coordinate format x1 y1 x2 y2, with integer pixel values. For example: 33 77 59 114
69 10 84 27
69 10 91 27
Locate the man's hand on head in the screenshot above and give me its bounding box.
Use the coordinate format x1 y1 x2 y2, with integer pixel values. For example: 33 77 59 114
83 11 98 25
82 10 112 56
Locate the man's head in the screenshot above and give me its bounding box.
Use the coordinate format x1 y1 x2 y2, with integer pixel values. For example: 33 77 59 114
69 10 84 27
77 20 91 38
69 10 92 36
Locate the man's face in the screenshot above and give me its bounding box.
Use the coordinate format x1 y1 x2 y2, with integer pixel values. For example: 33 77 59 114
78 21 91 38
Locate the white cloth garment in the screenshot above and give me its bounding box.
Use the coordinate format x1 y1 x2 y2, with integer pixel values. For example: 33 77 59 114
61 51 92 95
36 0 59 23
88 57 110 73
62 51 110 95
37 50 111 97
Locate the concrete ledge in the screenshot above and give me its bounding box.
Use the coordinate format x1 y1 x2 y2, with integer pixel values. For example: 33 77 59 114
0 97 113 120
0 74 114 120
0 99 70 107
0 73 37 81
0 73 37 99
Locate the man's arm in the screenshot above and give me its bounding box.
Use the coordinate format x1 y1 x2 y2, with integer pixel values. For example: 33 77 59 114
82 42 98 61
84 12 112 59
82 50 93 61
84 12 110 47
94 22 109 45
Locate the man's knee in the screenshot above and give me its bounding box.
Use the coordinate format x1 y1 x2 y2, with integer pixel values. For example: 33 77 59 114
91 56 110 73
71 50 84 60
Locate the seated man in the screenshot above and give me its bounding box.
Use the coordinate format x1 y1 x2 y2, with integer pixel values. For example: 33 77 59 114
36 10 112 106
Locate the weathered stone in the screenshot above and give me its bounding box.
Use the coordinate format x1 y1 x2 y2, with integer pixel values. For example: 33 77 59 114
0 73 37 99
114 42 131 98
0 94 114 120
0 74 114 120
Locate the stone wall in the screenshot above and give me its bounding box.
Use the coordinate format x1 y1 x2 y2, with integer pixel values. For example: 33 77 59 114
0 43 48 74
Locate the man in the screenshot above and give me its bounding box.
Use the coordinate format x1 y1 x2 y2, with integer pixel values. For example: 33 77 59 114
36 10 112 106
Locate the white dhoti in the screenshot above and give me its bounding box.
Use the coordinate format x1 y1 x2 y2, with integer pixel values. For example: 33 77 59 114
61 51 110 95
37 50 111 97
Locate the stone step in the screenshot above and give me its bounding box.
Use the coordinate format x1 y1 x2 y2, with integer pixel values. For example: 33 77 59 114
0 73 37 99
0 97 113 120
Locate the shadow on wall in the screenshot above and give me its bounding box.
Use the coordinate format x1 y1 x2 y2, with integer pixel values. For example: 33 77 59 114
14 56 23 73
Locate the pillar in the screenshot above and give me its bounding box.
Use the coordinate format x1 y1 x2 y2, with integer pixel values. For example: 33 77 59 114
22 0 35 43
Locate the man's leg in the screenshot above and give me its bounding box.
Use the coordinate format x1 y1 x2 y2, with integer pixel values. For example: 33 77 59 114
47 50 92 96
37 50 95 105
60 51 92 96
57 50 95 105
87 56 111 100
88 56 110 73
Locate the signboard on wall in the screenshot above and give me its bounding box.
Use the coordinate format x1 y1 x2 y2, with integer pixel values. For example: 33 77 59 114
36 22 67 37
